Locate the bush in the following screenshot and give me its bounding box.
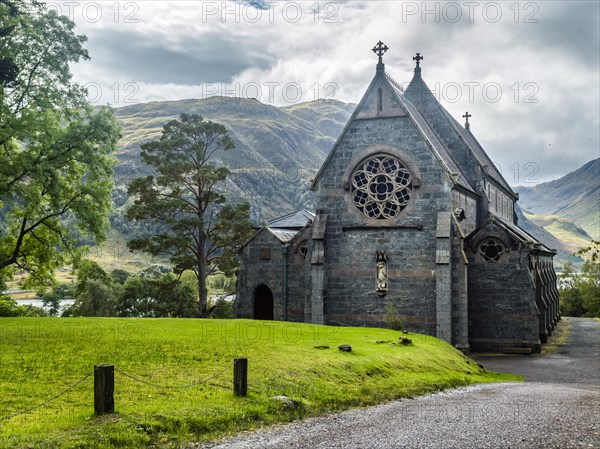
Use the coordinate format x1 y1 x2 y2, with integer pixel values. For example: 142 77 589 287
385 299 404 331
0 297 48 317
209 296 234 319
559 242 600 318
115 273 198 318
42 283 75 316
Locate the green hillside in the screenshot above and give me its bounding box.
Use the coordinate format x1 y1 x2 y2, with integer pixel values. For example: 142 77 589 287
523 212 593 254
515 205 583 269
515 159 600 241
0 318 518 449
112 97 355 223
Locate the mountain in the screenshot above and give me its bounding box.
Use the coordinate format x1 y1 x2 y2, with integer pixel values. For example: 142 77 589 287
112 97 355 222
521 212 593 253
108 97 593 271
515 159 600 241
515 205 584 269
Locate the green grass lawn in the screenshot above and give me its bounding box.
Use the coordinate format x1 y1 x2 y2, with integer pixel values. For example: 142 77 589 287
0 318 519 448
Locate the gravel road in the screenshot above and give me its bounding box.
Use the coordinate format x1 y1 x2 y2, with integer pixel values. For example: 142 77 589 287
195 318 600 449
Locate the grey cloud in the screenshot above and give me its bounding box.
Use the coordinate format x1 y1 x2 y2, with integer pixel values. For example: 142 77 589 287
84 29 274 84
481 96 599 183
511 2 600 67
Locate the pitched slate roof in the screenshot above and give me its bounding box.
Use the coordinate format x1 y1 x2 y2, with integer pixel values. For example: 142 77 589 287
492 215 553 253
266 209 315 229
242 209 314 249
444 110 515 195
267 227 299 243
403 68 515 198
400 97 475 193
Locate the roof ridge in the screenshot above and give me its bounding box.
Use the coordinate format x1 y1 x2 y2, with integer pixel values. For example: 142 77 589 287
442 109 516 196
398 94 476 194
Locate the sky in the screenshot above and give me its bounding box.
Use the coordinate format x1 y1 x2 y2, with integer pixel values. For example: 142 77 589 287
56 0 600 185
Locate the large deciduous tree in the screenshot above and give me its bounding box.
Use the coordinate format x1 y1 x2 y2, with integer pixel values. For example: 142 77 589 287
0 1 120 287
126 113 254 317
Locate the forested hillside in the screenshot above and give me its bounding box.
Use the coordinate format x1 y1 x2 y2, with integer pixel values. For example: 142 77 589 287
111 97 355 226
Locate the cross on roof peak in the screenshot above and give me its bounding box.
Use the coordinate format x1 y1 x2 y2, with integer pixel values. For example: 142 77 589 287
372 41 389 64
463 111 472 130
413 52 423 68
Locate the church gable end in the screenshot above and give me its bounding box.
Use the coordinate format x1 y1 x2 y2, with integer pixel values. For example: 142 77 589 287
236 42 558 354
310 45 463 339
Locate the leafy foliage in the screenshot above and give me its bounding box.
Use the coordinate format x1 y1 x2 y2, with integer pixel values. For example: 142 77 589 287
115 273 197 318
68 260 115 316
206 273 236 294
208 296 234 318
66 260 198 317
0 296 47 317
385 299 404 331
559 241 600 317
41 283 74 316
126 114 254 316
0 1 121 287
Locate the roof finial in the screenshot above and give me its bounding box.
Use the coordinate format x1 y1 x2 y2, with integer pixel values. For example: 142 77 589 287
413 52 423 71
372 41 389 72
462 111 472 131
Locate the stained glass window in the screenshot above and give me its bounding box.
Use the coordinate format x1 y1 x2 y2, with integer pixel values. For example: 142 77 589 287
351 155 412 219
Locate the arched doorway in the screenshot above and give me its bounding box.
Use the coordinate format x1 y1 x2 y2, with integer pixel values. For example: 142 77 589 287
254 285 274 320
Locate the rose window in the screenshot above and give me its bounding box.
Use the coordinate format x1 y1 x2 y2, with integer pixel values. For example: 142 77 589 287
479 238 504 263
351 155 412 219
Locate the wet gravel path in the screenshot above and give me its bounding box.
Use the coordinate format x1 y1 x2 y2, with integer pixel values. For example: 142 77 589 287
195 318 600 449
474 317 599 385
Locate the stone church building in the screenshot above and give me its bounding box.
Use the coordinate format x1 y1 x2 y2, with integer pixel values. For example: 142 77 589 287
236 43 560 353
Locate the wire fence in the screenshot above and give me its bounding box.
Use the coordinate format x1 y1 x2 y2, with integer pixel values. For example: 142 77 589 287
114 365 230 389
0 372 93 422
0 362 235 422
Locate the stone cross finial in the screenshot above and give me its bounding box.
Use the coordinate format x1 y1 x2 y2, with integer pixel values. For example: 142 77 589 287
413 52 423 68
463 111 472 130
372 41 389 64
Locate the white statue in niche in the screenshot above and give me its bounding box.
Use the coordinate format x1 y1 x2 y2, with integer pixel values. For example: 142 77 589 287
376 251 388 295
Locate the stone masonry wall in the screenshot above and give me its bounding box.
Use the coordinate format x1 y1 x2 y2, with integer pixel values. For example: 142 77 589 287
236 228 311 321
286 227 312 322
467 228 541 352
315 84 455 336
236 230 284 319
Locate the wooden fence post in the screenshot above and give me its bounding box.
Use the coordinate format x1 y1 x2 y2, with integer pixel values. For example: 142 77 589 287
233 358 247 396
94 364 114 414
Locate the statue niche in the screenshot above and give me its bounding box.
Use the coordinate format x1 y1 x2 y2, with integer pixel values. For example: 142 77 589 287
376 251 388 295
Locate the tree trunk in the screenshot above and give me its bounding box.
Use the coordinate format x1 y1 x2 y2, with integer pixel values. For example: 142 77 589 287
198 255 208 317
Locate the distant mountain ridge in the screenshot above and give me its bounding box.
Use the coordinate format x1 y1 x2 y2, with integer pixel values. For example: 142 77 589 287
113 97 355 222
109 97 595 269
515 159 600 241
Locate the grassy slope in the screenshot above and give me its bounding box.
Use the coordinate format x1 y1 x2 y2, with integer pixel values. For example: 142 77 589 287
86 228 169 274
523 212 593 256
0 318 518 448
515 158 600 241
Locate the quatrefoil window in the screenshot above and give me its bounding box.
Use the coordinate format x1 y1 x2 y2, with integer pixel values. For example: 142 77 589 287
479 238 504 263
351 155 412 219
